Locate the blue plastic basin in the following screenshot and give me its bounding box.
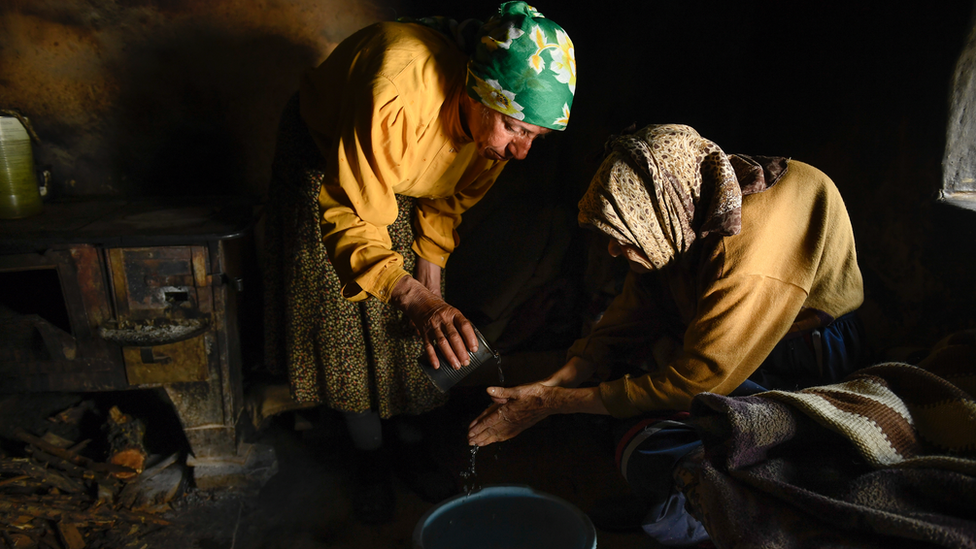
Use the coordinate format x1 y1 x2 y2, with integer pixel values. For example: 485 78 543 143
413 485 597 549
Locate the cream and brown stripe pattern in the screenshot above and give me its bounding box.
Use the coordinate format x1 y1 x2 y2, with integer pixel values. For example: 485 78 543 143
764 363 976 473
680 355 976 548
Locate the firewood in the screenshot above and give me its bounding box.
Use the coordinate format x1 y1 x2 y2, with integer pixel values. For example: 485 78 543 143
0 513 37 530
118 455 185 511
0 459 85 494
95 482 115 506
66 441 89 455
132 454 178 482
38 434 72 450
12 430 135 478
0 496 168 528
0 498 65 524
2 531 36 549
0 495 82 522
0 475 31 488
0 514 36 530
2 409 178 548
54 523 84 549
37 523 60 549
0 476 46 493
107 450 144 481
105 408 146 480
27 449 98 482
117 455 177 508
47 402 94 426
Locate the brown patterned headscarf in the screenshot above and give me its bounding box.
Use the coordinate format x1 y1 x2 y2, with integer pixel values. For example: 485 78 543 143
578 124 785 269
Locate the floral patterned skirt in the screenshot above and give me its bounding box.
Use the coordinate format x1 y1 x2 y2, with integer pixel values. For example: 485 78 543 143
262 94 448 418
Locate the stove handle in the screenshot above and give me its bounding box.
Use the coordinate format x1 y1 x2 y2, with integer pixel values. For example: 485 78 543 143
97 317 210 347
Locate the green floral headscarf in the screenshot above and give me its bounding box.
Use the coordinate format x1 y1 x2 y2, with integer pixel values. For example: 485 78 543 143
467 2 576 131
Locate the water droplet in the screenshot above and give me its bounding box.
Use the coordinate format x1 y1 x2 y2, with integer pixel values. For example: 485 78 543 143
460 445 481 495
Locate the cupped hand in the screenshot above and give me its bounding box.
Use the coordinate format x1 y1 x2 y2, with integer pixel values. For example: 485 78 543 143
467 383 558 446
391 275 478 369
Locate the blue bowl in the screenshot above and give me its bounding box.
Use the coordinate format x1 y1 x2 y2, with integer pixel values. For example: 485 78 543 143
413 485 597 549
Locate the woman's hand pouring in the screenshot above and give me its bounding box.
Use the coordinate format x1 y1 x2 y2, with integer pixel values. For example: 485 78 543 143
390 274 478 370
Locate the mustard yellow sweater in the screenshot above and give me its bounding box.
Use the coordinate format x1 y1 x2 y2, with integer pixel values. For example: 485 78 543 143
299 22 506 302
568 160 864 417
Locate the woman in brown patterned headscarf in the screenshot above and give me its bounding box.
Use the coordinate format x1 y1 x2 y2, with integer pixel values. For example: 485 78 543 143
469 123 866 544
578 123 777 271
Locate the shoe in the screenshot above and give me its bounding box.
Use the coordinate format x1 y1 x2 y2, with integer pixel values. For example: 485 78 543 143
390 442 457 504
350 449 396 524
586 492 649 532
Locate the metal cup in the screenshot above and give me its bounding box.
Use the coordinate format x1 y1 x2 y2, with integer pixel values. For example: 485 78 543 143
418 327 500 393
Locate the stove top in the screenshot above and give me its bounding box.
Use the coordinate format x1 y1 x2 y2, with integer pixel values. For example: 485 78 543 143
0 196 261 251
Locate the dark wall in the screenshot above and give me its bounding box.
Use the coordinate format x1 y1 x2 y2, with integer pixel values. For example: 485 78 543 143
3 0 974 356
423 0 976 355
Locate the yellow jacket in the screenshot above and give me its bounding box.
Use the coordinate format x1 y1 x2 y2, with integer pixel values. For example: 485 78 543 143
299 22 506 302
569 161 864 416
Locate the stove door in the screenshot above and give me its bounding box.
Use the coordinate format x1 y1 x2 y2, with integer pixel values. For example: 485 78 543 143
106 246 215 385
107 246 213 320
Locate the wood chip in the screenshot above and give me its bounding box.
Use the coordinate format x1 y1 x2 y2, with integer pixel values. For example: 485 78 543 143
56 522 85 549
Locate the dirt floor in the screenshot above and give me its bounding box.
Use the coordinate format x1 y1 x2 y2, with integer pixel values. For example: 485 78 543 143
143 399 659 549
0 353 662 549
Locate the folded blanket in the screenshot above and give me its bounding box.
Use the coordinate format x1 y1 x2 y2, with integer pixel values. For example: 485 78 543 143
677 348 976 549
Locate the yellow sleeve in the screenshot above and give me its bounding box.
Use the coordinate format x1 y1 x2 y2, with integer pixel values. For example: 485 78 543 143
598 273 808 417
316 74 411 303
411 161 508 267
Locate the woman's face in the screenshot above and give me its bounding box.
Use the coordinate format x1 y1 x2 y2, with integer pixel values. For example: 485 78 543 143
466 100 550 161
607 240 654 273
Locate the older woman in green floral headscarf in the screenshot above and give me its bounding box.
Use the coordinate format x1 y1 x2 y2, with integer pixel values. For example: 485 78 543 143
263 1 576 523
465 3 576 129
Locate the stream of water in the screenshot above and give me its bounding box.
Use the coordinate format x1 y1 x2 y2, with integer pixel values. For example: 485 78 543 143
457 357 500 496
460 444 480 495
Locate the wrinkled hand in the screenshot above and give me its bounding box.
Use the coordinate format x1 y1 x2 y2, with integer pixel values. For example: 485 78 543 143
467 383 559 446
391 275 477 369
414 257 442 299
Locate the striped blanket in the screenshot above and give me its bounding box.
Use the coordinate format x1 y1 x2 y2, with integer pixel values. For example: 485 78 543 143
677 337 976 548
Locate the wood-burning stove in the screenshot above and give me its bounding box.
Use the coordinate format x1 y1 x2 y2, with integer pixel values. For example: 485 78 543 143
0 196 273 487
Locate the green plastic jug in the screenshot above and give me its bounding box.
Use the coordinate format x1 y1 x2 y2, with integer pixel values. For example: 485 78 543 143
0 115 43 219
